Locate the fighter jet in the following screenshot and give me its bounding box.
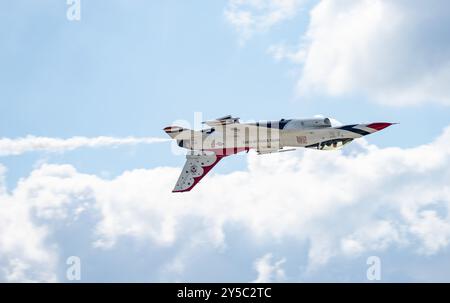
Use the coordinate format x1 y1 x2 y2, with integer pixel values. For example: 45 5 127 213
164 115 395 192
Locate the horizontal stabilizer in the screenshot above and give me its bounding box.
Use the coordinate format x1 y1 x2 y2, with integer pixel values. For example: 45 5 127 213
202 115 240 127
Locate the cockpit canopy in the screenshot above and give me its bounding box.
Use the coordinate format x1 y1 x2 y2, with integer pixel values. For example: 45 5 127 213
282 118 331 130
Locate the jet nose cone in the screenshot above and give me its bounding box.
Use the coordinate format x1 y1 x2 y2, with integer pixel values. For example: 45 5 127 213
366 122 396 131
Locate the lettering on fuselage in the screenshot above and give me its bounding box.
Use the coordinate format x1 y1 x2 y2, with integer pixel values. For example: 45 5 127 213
296 136 307 144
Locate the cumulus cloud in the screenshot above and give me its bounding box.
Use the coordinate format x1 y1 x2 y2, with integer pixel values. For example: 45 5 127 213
269 0 450 106
1 125 450 281
253 253 286 282
0 164 57 282
225 0 304 42
0 136 169 156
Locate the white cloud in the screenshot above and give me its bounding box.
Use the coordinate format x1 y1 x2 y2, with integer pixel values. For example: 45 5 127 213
270 0 450 106
1 125 450 281
0 165 57 282
225 0 304 42
341 221 401 256
253 253 286 282
0 136 169 156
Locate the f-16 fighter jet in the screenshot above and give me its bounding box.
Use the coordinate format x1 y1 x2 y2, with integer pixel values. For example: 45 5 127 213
164 115 395 192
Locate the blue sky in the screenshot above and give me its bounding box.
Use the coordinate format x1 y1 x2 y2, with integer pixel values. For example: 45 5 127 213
1 0 450 282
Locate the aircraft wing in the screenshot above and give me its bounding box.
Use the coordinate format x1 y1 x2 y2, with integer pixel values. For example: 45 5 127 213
172 151 223 192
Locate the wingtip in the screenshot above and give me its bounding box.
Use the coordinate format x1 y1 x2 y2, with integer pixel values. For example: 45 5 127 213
172 185 192 193
172 189 190 193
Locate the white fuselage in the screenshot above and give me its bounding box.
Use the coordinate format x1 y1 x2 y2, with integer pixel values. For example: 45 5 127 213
177 118 365 154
